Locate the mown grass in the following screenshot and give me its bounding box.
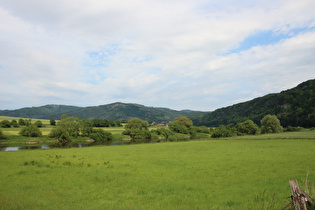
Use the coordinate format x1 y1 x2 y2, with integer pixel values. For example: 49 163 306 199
0 137 314 209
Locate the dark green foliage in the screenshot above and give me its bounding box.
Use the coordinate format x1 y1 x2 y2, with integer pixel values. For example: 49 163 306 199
11 120 19 128
168 123 189 134
0 120 11 128
19 125 42 137
50 119 56 126
18 119 25 126
123 118 151 141
90 129 113 142
285 126 302 132
125 118 149 130
261 115 283 134
236 120 259 135
58 117 81 137
123 129 151 140
92 119 110 127
80 119 93 137
195 126 210 134
34 120 43 127
211 125 233 138
193 79 315 128
48 126 71 143
152 128 174 140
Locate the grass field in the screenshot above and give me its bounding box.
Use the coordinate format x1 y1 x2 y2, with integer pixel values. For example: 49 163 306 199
0 135 314 209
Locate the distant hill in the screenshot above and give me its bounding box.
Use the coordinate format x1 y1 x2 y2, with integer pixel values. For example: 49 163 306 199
193 79 315 128
0 105 81 119
0 102 208 123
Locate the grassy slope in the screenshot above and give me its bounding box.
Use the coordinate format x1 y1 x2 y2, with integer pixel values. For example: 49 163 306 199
0 137 314 209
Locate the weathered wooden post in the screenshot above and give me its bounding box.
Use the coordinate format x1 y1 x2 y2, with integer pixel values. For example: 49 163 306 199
288 180 314 210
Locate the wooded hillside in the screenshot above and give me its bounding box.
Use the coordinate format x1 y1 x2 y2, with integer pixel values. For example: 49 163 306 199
193 79 315 127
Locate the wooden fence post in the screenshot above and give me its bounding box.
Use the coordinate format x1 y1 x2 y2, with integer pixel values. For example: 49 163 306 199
288 180 314 210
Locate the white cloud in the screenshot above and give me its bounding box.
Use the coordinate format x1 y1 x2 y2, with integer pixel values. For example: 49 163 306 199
0 0 315 111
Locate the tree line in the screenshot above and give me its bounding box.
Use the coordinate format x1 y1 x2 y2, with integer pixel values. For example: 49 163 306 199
0 114 308 143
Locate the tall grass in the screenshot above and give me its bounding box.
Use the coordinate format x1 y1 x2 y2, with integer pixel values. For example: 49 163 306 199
0 138 314 209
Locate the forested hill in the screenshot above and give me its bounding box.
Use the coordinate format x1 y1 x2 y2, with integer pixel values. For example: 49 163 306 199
0 105 81 120
0 103 207 123
193 79 315 128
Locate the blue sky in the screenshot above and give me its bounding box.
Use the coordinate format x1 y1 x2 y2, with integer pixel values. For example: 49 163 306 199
0 0 315 111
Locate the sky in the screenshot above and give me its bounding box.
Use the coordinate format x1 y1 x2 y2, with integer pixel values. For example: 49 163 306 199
0 0 315 111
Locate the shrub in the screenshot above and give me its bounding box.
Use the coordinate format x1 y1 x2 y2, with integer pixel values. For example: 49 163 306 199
285 126 302 132
90 129 113 142
49 126 71 143
11 120 19 128
0 120 11 128
50 119 56 126
236 120 259 135
167 135 178 142
19 125 42 137
168 123 189 134
196 126 210 134
261 115 283 134
211 126 233 138
34 120 43 127
18 119 26 126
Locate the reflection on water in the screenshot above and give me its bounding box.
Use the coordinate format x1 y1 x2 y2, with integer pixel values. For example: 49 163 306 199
0 137 204 152
0 140 144 151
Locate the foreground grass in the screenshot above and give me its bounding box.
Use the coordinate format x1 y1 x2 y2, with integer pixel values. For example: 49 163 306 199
0 138 314 209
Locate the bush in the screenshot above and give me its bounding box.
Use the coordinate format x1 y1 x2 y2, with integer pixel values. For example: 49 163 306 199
19 125 42 137
236 120 259 135
154 128 174 140
90 129 113 142
211 126 233 138
34 120 43 127
196 126 210 134
50 119 56 126
49 126 71 143
0 120 11 128
261 115 283 134
168 123 189 134
167 135 178 142
11 120 19 128
285 126 302 132
18 119 26 126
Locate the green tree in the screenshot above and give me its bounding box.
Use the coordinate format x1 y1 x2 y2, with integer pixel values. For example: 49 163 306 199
261 115 283 134
168 123 189 134
50 119 56 126
58 117 81 137
236 120 259 135
11 120 19 128
19 125 42 137
80 119 93 137
211 125 233 138
173 116 193 128
18 119 26 126
90 129 113 142
49 126 71 144
34 120 43 127
123 118 150 141
0 120 11 128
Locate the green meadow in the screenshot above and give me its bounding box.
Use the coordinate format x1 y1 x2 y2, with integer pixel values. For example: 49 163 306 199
1 133 315 209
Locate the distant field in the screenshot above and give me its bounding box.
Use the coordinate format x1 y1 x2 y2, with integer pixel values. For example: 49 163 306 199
0 134 314 209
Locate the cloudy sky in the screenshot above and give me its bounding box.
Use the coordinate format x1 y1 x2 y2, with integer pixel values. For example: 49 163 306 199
0 0 315 111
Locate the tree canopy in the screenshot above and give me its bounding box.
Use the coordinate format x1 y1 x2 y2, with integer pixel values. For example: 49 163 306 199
261 115 283 134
